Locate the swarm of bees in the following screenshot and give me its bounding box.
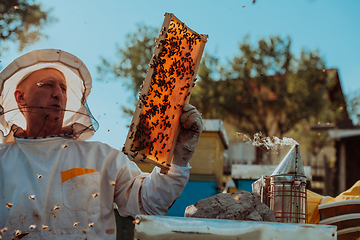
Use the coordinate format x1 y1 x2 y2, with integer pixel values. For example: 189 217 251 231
123 13 207 171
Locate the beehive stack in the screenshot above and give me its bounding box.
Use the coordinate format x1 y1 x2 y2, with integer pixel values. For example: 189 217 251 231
123 13 208 172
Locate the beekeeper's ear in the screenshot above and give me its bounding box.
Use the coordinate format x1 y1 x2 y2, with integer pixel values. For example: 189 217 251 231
14 89 27 107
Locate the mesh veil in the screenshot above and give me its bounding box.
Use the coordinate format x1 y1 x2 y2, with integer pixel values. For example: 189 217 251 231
0 49 98 142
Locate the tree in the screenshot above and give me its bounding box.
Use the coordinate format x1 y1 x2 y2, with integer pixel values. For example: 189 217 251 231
97 23 158 117
97 24 340 142
190 53 223 119
192 36 331 138
0 0 55 58
346 90 360 125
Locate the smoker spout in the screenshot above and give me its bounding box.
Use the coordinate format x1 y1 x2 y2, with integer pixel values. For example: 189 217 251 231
271 144 305 176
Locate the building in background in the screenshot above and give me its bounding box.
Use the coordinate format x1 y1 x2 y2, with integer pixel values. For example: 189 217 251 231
224 69 350 197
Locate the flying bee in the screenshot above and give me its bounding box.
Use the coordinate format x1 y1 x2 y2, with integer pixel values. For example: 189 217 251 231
132 219 140 225
29 225 36 230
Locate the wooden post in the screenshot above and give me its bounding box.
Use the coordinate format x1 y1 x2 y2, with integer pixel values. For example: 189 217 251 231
339 142 346 193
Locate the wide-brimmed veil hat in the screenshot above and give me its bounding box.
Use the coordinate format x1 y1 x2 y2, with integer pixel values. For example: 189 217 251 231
0 49 98 142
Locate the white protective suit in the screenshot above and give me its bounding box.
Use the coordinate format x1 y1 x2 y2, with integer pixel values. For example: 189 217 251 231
0 49 200 240
0 137 189 239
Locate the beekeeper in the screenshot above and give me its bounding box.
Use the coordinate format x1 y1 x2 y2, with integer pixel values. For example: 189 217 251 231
0 49 203 239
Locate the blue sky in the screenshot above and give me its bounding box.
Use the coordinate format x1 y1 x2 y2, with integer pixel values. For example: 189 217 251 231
1 0 360 148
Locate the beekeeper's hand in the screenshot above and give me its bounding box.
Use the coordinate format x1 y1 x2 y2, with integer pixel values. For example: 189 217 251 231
172 104 203 167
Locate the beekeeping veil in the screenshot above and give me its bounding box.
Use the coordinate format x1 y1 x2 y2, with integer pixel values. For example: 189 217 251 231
0 49 98 142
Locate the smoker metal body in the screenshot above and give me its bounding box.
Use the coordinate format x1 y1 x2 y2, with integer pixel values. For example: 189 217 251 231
269 174 307 223
252 144 308 223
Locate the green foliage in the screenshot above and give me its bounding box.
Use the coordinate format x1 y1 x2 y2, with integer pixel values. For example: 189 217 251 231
193 36 330 138
346 90 360 125
97 23 158 116
190 53 223 119
0 0 55 56
97 24 342 159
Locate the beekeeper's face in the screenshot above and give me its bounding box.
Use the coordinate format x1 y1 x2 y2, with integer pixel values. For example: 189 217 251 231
14 68 67 122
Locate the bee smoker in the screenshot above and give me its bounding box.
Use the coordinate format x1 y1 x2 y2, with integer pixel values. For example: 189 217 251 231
253 144 307 223
268 144 307 223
